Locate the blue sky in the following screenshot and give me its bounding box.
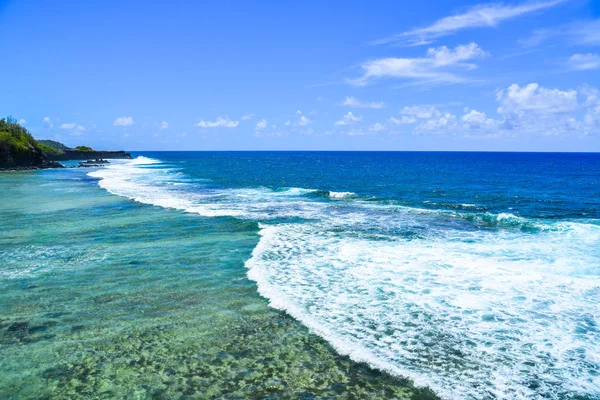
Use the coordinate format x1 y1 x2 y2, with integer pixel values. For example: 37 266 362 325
1 0 599 151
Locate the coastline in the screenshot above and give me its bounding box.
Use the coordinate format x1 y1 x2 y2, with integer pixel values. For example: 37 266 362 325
0 151 132 172
0 163 436 399
0 161 64 172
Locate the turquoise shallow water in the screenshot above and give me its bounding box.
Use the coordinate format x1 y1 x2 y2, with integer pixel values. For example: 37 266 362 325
2 152 600 399
0 165 427 399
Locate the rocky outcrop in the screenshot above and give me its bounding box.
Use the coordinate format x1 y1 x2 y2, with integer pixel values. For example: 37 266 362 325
1 118 131 171
0 118 60 170
0 161 64 171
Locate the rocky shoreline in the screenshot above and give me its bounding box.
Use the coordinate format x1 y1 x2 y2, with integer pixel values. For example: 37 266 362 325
1 118 132 171
0 161 64 172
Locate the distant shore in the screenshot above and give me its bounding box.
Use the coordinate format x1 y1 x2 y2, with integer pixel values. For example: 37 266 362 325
46 150 132 162
1 118 132 171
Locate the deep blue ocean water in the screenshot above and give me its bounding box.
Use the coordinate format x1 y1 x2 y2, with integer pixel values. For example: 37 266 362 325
1 151 599 399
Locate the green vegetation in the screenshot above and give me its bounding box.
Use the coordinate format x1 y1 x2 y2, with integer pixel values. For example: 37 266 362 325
37 142 65 157
74 145 94 152
1 117 126 168
0 117 45 168
38 139 71 151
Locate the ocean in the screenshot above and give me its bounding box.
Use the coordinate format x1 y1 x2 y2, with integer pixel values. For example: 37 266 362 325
1 151 599 399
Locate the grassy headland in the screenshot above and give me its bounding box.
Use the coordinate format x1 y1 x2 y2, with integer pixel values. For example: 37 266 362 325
0 117 131 170
0 117 49 169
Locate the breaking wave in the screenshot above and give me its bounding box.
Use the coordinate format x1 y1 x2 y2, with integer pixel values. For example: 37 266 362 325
89 157 600 400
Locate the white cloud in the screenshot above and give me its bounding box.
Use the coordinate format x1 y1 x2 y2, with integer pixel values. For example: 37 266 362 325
496 83 578 114
461 109 486 125
372 0 564 46
350 42 487 86
255 119 268 130
369 122 387 132
394 83 598 137
355 83 597 138
585 106 600 128
284 120 291 126
43 117 53 128
298 115 312 126
388 115 418 125
18 119 26 125
342 96 385 109
335 111 363 126
461 109 500 130
568 53 600 71
241 113 255 120
415 112 458 133
293 111 312 126
59 122 86 135
371 106 450 133
401 105 443 119
581 86 599 107
113 116 134 126
196 116 239 128
368 115 418 132
159 121 169 129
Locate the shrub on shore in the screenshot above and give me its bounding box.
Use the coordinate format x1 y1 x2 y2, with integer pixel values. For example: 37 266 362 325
0 117 46 167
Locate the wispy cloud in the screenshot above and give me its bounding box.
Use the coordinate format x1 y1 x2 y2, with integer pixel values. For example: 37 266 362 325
241 113 255 120
196 116 239 128
113 116 134 126
349 42 487 86
43 117 53 128
518 28 558 47
519 19 600 48
568 53 600 71
371 0 564 46
60 122 86 135
159 121 169 129
369 122 387 132
342 96 385 109
570 19 600 46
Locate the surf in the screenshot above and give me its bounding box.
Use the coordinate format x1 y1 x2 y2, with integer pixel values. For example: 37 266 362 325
88 156 600 400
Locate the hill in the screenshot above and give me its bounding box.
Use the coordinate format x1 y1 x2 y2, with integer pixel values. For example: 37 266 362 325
0 118 131 170
37 139 71 151
0 117 50 169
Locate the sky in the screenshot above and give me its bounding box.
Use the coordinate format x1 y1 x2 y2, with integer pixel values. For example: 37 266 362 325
0 0 599 151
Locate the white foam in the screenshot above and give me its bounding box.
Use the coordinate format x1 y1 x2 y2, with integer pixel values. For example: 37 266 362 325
246 221 600 400
329 191 357 199
88 159 326 220
129 156 162 165
88 155 600 400
282 187 317 196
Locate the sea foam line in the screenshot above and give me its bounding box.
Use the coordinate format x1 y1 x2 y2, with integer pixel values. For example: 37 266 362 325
88 156 600 400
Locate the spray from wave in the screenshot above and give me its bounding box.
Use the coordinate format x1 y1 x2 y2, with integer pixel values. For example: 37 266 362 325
89 157 600 400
